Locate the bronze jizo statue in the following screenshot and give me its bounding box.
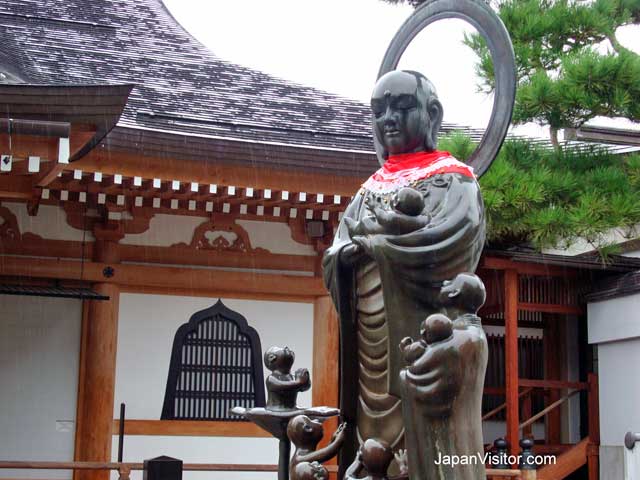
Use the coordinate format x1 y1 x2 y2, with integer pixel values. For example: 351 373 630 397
322 1 515 477
323 68 487 476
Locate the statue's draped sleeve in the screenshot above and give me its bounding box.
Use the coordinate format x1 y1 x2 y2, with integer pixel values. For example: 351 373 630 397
360 173 486 397
367 174 485 286
321 189 366 470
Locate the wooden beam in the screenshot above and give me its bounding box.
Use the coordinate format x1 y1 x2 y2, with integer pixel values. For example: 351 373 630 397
0 237 317 273
588 373 600 445
518 379 588 390
504 269 520 458
119 244 316 273
0 256 326 297
482 256 578 277
0 175 33 199
110 419 270 437
73 150 363 196
0 134 58 160
519 302 584 315
35 163 67 187
74 284 119 480
121 285 315 304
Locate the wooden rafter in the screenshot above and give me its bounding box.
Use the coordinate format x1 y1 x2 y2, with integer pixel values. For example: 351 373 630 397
0 256 325 297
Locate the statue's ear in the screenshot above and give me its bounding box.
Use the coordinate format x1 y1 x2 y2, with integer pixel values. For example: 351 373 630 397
426 98 443 151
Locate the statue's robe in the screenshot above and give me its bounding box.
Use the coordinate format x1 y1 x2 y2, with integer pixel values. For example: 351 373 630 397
322 151 486 471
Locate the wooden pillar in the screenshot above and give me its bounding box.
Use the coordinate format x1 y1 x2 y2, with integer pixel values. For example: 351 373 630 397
544 318 564 444
312 296 340 476
504 269 520 457
75 235 121 480
587 373 600 480
74 283 120 480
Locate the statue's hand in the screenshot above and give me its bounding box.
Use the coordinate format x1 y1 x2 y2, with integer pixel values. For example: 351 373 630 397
338 242 366 266
394 449 409 476
345 215 386 237
400 337 427 365
332 421 347 441
295 368 311 387
399 336 413 352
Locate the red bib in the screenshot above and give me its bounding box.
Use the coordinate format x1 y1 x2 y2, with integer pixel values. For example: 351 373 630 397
363 151 475 193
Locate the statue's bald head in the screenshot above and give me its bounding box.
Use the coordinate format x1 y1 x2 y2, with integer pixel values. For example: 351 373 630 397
371 70 443 161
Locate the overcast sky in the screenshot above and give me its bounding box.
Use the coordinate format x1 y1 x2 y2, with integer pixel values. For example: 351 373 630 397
163 0 640 138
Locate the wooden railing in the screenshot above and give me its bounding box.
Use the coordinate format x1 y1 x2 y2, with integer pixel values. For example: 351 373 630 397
0 460 527 479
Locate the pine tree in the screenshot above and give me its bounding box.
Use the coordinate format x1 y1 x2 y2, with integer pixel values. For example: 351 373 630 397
439 132 640 252
464 0 640 148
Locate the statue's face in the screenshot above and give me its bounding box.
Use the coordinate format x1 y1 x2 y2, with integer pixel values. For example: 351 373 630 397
371 71 430 155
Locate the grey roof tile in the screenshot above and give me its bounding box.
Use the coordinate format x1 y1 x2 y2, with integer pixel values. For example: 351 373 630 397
0 0 376 152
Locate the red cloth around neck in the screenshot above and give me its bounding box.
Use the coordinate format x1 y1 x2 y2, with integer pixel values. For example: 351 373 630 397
383 150 452 173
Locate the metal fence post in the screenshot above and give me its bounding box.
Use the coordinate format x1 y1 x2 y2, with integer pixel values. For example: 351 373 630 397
625 432 640 480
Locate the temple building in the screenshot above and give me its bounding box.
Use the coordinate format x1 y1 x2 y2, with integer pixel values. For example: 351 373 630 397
1 1 639 480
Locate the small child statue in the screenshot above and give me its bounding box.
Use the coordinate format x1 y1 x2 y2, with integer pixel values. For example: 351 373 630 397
288 415 347 480
345 187 431 237
264 346 311 411
398 272 488 480
343 439 408 480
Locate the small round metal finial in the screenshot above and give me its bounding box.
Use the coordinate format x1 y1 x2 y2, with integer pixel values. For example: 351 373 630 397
492 438 509 469
625 432 640 450
376 0 516 177
519 437 536 470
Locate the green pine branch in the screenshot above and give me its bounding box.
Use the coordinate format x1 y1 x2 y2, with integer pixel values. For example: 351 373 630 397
439 132 640 251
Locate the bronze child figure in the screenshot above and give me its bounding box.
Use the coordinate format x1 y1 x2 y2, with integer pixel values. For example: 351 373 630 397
344 439 408 480
264 346 311 411
398 272 487 480
288 415 347 480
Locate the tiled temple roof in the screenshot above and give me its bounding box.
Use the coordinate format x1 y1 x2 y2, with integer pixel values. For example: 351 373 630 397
0 0 378 154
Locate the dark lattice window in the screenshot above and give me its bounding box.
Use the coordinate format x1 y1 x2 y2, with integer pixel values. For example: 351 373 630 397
161 300 265 420
483 334 544 420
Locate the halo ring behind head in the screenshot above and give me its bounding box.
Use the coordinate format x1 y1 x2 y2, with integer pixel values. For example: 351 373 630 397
376 0 516 177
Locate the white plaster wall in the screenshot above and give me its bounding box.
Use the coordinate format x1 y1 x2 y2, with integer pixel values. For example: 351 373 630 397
122 215 204 247
115 294 314 419
588 294 640 479
121 215 315 256
237 220 315 256
595 339 640 447
0 295 82 479
113 294 314 479
596 339 640 480
588 294 640 344
4 201 94 241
